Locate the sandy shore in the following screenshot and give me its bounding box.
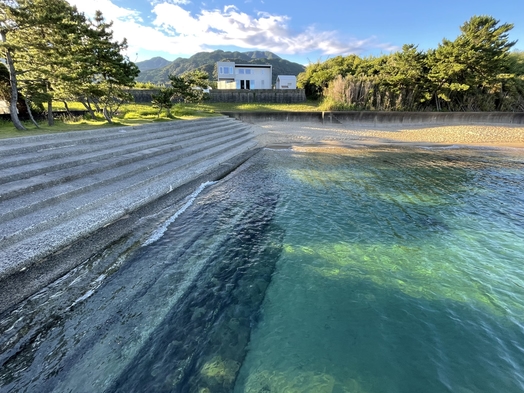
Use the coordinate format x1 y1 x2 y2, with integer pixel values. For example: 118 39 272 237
250 122 524 150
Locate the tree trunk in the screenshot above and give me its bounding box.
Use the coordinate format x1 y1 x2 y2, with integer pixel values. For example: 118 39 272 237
63 100 71 115
103 106 112 123
92 99 101 112
24 96 40 128
434 92 441 111
47 97 54 126
80 98 96 118
1 30 26 130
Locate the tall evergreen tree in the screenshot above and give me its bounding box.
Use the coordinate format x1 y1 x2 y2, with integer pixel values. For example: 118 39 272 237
0 0 26 129
427 16 516 111
84 11 138 123
1 1 138 127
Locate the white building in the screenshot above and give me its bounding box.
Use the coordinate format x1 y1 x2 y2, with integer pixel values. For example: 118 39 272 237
217 61 272 89
276 75 297 89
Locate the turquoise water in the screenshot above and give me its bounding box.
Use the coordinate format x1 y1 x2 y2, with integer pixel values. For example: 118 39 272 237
1 146 524 392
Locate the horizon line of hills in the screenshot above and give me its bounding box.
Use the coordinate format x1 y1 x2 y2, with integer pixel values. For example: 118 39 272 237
135 50 306 85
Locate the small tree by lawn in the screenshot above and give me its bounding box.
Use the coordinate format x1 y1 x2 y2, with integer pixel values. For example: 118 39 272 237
151 87 174 117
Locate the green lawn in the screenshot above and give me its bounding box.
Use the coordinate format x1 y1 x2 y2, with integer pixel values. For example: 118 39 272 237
0 100 321 139
186 101 321 112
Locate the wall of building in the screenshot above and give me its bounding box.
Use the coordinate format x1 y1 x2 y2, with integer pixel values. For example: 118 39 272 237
217 81 236 89
208 89 306 103
276 77 297 89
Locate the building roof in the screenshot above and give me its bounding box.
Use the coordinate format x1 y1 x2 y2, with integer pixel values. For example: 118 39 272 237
277 75 297 80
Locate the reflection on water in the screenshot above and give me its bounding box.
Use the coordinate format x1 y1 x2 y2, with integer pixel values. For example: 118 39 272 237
1 146 524 393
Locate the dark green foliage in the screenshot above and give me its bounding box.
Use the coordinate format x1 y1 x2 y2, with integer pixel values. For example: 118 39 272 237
85 11 139 122
299 15 523 112
169 70 210 104
0 63 9 100
151 87 175 117
0 0 139 126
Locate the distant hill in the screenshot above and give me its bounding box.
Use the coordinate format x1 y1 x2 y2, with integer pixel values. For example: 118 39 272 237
136 56 172 71
136 50 305 85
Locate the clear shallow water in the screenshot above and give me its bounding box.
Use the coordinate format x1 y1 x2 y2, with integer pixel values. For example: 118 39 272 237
1 146 524 392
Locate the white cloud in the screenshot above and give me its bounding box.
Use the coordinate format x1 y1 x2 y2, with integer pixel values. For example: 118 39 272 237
68 0 142 23
150 3 375 56
150 0 190 4
67 0 395 60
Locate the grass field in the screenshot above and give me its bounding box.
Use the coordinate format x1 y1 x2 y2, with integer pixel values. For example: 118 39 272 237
0 100 321 139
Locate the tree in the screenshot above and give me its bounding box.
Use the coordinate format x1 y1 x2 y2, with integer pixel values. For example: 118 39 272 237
9 0 91 125
298 55 362 99
169 70 209 103
0 1 138 127
0 62 9 99
81 11 139 123
151 87 174 117
0 0 26 129
427 16 516 111
380 44 428 110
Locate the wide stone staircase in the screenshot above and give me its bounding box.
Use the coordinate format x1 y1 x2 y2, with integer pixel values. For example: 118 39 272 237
0 116 258 283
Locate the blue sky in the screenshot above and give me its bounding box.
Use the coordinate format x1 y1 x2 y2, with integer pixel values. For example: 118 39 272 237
67 0 524 65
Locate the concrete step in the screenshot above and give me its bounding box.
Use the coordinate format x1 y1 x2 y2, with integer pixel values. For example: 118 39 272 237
0 116 238 167
0 127 252 224
0 120 247 185
0 116 258 278
0 122 251 201
0 117 231 157
0 135 258 276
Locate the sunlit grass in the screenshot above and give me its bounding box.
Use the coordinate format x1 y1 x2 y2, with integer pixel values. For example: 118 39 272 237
187 101 320 112
0 103 212 139
0 100 321 139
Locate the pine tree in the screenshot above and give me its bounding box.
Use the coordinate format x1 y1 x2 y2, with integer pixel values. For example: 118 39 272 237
83 11 139 123
1 1 139 127
0 0 27 129
427 16 515 111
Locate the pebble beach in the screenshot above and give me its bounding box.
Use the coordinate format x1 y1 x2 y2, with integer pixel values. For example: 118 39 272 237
251 122 524 149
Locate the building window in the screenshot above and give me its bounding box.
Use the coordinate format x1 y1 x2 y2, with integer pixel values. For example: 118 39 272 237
238 69 245 74
219 66 223 74
229 67 233 74
251 80 255 88
245 69 251 75
261 80 264 87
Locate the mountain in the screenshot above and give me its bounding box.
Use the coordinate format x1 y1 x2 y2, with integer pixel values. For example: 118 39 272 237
135 56 172 72
136 50 305 85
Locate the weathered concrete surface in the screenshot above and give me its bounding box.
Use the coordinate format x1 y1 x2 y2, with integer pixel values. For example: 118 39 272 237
127 89 307 103
0 117 259 314
222 110 524 125
210 89 306 103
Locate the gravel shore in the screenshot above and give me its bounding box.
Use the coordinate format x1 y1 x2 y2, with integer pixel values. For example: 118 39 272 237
251 122 524 149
